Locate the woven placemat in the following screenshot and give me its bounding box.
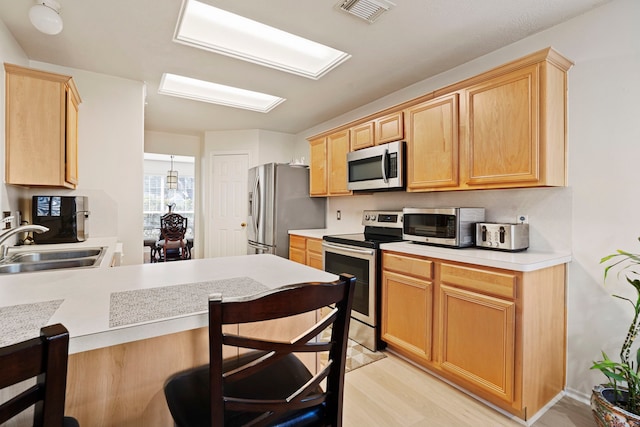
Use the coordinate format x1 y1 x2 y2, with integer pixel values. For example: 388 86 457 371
0 299 64 347
109 277 267 327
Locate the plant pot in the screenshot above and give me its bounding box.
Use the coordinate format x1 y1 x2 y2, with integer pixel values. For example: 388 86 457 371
592 384 640 427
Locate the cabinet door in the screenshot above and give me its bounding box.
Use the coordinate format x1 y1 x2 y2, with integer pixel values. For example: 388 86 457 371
350 122 374 151
306 238 323 269
405 94 459 191
5 68 64 187
375 111 404 145
309 137 327 196
463 64 539 187
5 64 79 189
382 270 432 362
327 130 351 196
438 284 515 403
289 235 307 264
65 86 80 185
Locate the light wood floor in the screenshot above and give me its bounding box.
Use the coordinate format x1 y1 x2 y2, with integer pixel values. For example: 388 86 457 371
343 353 595 426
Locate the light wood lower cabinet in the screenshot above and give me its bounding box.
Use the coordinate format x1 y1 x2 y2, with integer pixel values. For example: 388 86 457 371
289 234 307 264
381 250 566 421
306 238 323 270
381 270 432 363
289 234 323 269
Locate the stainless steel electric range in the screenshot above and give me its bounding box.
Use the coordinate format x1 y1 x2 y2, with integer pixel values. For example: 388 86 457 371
322 210 404 351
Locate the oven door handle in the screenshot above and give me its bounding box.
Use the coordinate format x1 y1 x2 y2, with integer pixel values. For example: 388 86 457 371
322 241 375 256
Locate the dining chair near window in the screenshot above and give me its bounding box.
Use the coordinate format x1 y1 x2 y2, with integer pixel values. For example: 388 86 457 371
156 212 188 262
164 273 356 427
0 323 79 427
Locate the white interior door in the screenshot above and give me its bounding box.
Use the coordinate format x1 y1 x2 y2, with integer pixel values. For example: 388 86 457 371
209 153 249 257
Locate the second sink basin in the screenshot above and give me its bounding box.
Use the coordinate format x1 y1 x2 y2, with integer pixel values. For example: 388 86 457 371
0 258 98 274
7 248 103 263
0 246 107 274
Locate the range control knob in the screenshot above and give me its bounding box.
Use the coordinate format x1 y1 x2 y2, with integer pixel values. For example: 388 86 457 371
364 214 370 221
370 214 376 221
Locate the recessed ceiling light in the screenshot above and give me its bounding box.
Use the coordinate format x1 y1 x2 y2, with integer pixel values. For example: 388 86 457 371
174 0 351 79
158 73 286 113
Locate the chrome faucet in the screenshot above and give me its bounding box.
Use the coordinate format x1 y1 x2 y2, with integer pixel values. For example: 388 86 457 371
0 225 49 260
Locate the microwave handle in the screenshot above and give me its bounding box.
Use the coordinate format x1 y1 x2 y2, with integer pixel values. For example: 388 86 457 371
381 149 389 183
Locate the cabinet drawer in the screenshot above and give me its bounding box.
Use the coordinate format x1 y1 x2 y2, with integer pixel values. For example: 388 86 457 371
440 263 517 299
383 252 432 280
289 235 306 250
306 238 323 254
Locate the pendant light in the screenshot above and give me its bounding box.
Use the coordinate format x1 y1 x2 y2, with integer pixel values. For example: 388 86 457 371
166 156 178 190
29 0 64 35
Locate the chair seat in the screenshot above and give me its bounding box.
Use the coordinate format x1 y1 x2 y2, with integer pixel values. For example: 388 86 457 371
164 351 326 427
64 416 80 427
156 239 185 249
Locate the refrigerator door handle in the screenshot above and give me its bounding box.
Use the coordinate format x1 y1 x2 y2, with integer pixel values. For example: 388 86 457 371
252 173 260 234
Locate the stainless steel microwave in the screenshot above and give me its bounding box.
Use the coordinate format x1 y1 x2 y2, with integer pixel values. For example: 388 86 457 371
402 207 485 248
347 140 405 191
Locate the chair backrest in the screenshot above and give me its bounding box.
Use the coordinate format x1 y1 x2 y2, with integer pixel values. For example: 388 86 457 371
160 213 187 241
0 324 72 426
209 273 355 427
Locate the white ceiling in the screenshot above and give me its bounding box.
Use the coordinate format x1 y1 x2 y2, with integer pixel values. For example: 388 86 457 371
0 0 611 137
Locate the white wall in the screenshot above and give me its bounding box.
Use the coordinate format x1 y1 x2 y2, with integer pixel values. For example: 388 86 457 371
0 20 30 227
295 0 640 401
26 61 146 265
0 19 146 266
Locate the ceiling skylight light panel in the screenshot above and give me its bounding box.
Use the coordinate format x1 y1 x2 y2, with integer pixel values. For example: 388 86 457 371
158 73 285 113
174 0 351 79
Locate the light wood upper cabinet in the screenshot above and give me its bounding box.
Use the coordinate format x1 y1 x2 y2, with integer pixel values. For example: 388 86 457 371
309 137 327 196
460 51 571 189
405 94 459 191
5 63 81 189
308 48 572 195
350 121 374 151
375 111 403 144
327 130 351 195
309 131 351 197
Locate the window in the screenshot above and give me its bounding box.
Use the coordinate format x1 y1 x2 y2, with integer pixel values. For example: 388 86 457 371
143 155 195 240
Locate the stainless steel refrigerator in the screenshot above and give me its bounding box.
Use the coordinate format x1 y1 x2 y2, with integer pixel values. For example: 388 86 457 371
247 163 326 257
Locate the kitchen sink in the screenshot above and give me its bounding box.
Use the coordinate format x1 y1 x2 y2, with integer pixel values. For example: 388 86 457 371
0 246 106 274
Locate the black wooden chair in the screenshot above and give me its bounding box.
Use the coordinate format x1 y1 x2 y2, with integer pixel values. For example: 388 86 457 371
156 213 188 262
0 323 79 427
164 273 356 427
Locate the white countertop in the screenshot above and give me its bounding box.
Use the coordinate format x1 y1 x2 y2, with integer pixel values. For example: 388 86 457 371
380 241 572 272
289 229 334 239
0 254 336 354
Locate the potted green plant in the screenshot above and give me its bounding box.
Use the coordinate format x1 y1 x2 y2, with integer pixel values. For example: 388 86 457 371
591 238 640 426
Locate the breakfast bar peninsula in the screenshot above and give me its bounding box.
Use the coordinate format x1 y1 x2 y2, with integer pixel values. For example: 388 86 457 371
0 254 337 426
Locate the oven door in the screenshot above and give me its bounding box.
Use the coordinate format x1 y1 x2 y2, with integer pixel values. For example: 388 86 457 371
322 241 376 327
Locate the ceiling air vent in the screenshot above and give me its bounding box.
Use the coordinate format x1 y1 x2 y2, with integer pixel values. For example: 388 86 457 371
337 0 395 23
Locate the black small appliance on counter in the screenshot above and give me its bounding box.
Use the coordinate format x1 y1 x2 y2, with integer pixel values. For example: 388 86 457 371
31 196 89 244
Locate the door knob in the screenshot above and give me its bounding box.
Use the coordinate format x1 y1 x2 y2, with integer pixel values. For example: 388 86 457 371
241 222 247 227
